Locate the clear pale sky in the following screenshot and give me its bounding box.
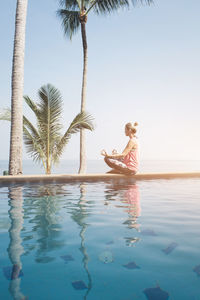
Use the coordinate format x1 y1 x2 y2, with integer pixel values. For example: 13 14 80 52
0 0 200 161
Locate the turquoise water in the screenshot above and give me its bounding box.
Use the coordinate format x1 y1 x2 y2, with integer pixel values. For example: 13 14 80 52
0 178 200 299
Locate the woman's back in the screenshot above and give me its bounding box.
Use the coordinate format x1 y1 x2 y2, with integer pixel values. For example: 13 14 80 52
123 137 139 171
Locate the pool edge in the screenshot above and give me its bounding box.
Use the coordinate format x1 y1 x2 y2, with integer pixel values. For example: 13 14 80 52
0 172 200 185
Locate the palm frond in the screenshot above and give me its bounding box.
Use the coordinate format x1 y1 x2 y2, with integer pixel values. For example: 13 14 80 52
23 115 40 140
23 84 65 172
92 0 129 15
133 0 153 5
23 127 46 165
0 107 42 142
0 107 45 166
36 84 63 152
38 84 63 126
57 9 80 39
23 95 41 119
93 0 153 15
131 0 153 7
0 108 11 121
59 0 80 11
52 111 94 163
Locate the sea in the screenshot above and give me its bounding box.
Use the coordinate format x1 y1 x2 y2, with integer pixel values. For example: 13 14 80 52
0 159 200 175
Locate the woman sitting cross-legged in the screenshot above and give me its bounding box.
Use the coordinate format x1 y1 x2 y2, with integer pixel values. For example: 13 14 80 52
101 122 139 175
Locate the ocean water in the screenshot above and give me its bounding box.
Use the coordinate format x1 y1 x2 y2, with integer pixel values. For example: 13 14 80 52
0 159 200 175
0 178 200 299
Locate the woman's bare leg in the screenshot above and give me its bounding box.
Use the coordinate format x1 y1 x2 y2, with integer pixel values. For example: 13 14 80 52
104 157 136 175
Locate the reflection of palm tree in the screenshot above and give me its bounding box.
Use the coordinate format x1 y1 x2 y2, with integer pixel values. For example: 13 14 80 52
71 184 92 299
7 186 27 299
22 185 66 263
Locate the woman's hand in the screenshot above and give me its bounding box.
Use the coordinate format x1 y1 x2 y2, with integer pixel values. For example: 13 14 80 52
101 149 107 156
112 149 118 155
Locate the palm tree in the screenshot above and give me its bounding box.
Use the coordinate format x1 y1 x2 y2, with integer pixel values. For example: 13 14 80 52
0 84 94 174
57 0 152 174
9 0 28 175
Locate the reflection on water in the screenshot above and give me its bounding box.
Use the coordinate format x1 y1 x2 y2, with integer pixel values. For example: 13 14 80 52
23 185 66 263
1 179 200 300
5 182 142 299
104 183 141 246
122 185 141 229
7 184 94 299
7 186 27 300
70 184 92 299
104 183 141 229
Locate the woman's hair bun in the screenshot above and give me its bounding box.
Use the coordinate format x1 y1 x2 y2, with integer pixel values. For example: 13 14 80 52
134 122 138 127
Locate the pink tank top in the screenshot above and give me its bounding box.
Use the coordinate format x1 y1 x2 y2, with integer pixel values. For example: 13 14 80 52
123 138 139 171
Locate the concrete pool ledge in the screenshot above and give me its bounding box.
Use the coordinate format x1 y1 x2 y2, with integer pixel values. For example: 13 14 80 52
0 172 200 185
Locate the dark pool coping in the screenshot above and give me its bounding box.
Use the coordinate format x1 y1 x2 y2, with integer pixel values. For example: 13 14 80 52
0 172 200 185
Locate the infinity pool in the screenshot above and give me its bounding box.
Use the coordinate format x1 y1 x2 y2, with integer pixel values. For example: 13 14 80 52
0 178 200 299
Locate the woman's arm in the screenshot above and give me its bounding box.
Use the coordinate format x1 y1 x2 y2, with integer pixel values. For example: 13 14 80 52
106 140 135 159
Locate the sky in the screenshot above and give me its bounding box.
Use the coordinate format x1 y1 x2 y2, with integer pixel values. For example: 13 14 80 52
0 0 200 163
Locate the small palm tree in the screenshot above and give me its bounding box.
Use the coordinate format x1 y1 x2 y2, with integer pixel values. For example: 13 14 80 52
0 84 94 174
58 0 152 174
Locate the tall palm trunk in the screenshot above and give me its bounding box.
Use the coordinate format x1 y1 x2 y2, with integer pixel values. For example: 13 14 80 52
9 0 28 175
78 19 88 174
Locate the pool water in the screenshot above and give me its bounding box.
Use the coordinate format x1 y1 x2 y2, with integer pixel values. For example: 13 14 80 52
0 178 200 299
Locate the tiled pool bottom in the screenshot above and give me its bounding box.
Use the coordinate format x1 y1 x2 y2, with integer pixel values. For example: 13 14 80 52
0 179 200 300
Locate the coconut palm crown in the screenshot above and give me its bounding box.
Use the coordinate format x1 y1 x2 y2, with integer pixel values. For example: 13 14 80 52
0 84 94 174
57 0 153 174
58 0 152 39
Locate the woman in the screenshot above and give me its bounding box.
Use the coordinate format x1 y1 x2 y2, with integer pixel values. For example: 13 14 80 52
101 122 139 175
